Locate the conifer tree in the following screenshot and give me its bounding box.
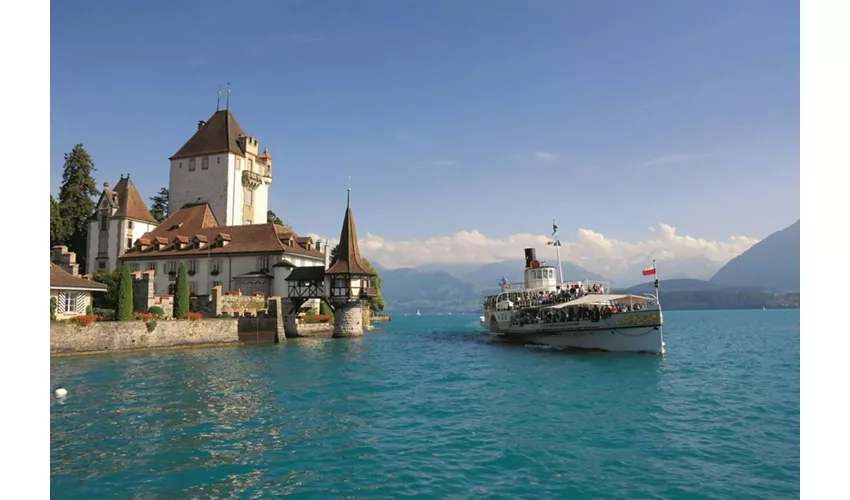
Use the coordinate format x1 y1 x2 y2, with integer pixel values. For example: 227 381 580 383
149 187 169 222
57 144 98 270
50 195 65 247
117 263 134 321
174 262 190 318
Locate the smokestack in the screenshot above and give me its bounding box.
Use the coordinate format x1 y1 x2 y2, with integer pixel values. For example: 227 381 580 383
524 248 537 268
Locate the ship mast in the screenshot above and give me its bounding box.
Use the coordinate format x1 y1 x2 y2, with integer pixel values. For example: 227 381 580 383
550 220 564 284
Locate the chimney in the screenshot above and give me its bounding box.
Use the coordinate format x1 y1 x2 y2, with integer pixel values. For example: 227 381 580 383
314 239 322 251
198 120 206 130
324 241 330 270
524 248 537 268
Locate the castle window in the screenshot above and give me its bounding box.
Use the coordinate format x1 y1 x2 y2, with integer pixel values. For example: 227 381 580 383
128 221 134 230
258 256 269 271
245 189 253 206
98 262 106 270
189 282 197 295
217 156 220 164
202 157 209 170
147 263 156 271
100 215 108 231
126 238 132 249
168 284 175 295
212 280 221 289
188 260 198 274
211 259 222 274
248 159 253 171
236 158 242 170
189 158 196 171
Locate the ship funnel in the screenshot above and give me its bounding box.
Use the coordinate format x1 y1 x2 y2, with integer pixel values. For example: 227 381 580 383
524 248 537 268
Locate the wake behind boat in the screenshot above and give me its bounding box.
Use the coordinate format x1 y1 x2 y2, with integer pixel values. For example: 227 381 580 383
480 225 665 354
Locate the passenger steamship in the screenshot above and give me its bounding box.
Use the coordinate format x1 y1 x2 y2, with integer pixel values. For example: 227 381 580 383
481 248 665 354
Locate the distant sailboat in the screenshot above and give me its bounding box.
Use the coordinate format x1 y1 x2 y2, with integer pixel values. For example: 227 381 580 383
416 309 421 316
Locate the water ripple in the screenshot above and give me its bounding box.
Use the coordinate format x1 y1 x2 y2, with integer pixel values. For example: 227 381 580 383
51 310 799 499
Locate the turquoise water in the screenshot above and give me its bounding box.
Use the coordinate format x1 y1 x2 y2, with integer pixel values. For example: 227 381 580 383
51 310 799 499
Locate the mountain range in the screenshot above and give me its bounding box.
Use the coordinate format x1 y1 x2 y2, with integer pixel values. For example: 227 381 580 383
373 220 800 313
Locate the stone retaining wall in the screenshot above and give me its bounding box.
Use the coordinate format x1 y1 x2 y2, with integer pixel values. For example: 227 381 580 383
50 319 239 355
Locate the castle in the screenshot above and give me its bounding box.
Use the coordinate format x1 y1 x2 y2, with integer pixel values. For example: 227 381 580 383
85 99 322 299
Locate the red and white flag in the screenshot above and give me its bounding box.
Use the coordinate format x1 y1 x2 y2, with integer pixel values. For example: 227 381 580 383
642 266 656 276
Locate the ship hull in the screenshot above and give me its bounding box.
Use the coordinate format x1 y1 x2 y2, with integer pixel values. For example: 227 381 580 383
483 310 665 355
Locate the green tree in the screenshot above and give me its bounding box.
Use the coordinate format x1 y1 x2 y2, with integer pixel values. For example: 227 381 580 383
149 187 169 222
174 262 190 318
329 244 339 264
57 144 98 271
50 195 66 247
117 263 134 321
267 209 284 225
362 258 385 312
319 301 332 315
90 268 121 309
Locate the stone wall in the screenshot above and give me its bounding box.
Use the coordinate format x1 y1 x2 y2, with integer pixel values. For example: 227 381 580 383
50 319 239 355
221 294 267 316
333 301 365 337
132 270 174 317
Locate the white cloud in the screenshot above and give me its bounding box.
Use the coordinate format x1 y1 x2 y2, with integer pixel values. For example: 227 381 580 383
532 150 559 160
413 160 456 166
306 224 760 284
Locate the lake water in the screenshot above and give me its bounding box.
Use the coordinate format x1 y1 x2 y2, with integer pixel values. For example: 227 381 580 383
50 310 799 499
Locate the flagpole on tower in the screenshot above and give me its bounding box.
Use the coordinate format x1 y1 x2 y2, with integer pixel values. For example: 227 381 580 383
552 219 563 285
653 259 660 305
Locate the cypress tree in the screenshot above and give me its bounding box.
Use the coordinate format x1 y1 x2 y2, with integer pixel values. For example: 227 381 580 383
174 262 190 318
50 195 66 247
57 144 98 270
117 263 134 321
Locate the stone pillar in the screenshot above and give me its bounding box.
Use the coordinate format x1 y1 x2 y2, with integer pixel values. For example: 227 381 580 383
333 300 364 337
211 286 223 316
133 270 155 312
269 297 285 341
281 299 298 337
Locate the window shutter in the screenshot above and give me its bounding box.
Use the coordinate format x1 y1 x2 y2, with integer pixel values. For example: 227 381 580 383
58 292 67 313
75 293 86 314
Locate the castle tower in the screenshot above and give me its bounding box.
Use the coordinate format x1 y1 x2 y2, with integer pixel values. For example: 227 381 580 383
86 175 159 274
325 187 376 337
168 104 273 226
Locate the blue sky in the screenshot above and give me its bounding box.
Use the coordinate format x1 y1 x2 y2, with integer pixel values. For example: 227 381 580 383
51 0 799 245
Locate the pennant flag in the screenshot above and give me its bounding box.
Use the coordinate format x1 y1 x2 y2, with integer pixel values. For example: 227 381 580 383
547 239 562 247
642 266 656 276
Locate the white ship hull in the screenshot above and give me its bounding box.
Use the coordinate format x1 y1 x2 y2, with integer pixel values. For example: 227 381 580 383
483 310 665 354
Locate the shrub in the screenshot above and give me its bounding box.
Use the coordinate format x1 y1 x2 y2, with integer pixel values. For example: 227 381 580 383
50 297 57 322
182 311 202 321
93 308 117 321
85 305 93 315
134 312 153 322
173 262 190 318
307 306 319 316
319 301 332 315
148 306 165 319
145 319 157 332
301 314 333 324
117 263 134 321
71 314 98 326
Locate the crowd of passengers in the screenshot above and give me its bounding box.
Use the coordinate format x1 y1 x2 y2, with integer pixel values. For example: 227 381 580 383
492 282 609 311
509 302 646 326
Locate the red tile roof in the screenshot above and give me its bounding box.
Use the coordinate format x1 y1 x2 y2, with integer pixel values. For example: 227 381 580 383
121 203 324 260
112 177 159 224
50 262 108 291
170 110 248 160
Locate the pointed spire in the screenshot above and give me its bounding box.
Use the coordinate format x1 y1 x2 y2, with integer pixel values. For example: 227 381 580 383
217 86 221 111
326 183 375 276
347 176 351 209
226 82 231 110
